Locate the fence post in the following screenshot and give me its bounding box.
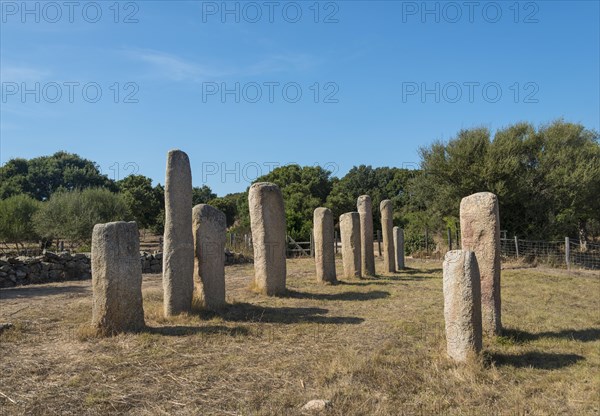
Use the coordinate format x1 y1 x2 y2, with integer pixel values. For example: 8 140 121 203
565 237 570 270
447 228 452 251
310 231 314 257
377 230 382 256
456 229 460 249
514 236 519 258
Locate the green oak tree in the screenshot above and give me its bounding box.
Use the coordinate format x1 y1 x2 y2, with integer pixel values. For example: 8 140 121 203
0 151 116 200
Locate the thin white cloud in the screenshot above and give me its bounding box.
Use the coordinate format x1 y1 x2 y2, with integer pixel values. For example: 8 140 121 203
246 53 317 76
127 49 223 82
125 48 318 82
0 65 50 83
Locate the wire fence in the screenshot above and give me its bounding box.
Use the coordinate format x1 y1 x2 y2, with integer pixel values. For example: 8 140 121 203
5 231 598 271
224 233 314 258
225 232 380 259
500 237 599 270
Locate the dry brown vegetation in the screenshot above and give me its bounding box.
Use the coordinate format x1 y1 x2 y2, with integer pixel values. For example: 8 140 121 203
1 258 599 415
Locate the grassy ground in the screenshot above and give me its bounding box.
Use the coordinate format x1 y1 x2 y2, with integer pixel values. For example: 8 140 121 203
0 258 598 415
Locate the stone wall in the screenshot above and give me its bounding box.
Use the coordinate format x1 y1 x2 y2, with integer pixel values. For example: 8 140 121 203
0 249 252 288
0 252 91 288
140 252 163 274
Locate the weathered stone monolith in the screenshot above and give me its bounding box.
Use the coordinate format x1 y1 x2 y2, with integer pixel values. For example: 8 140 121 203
249 182 287 295
357 195 376 276
380 200 395 273
339 212 361 278
460 192 501 335
314 207 337 284
443 250 483 362
193 204 226 309
393 226 405 271
91 221 145 334
163 149 194 316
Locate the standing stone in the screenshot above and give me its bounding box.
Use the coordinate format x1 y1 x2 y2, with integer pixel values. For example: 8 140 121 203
460 192 501 335
313 207 337 284
163 149 194 316
357 195 376 276
380 200 395 273
249 182 287 295
339 212 361 278
393 226 405 271
91 221 144 334
443 250 483 362
193 204 226 310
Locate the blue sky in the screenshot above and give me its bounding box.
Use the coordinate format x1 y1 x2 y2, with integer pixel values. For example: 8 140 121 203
1 0 599 196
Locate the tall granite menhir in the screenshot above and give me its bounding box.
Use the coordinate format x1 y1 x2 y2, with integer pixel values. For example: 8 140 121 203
443 250 483 363
393 226 405 271
249 182 287 295
380 199 395 273
460 192 502 335
340 212 362 278
91 221 145 334
357 195 376 276
163 149 194 316
313 207 337 284
193 204 227 309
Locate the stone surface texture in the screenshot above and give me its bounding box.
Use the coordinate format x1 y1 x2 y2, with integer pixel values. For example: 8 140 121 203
340 212 362 278
357 195 376 276
248 182 287 295
460 192 502 335
443 250 483 362
380 199 395 273
393 226 405 271
91 221 145 334
162 149 194 316
193 204 227 309
314 207 337 283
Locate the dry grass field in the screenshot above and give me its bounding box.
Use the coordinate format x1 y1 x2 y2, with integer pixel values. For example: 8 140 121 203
0 257 598 415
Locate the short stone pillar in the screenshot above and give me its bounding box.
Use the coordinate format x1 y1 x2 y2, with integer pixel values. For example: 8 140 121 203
91 221 145 334
249 182 287 295
339 212 362 278
460 192 502 335
193 204 227 310
163 149 194 316
443 250 483 362
314 208 337 283
357 195 376 276
380 199 395 273
393 226 405 271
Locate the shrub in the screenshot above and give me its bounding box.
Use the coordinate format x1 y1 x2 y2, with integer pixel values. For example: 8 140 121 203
0 195 41 248
403 231 435 256
34 188 130 244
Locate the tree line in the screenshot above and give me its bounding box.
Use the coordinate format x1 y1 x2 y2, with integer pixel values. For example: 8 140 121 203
1 120 598 251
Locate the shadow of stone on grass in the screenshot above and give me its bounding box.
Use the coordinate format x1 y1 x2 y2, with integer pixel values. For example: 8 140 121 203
399 266 442 275
0 285 89 300
488 351 585 370
337 280 392 287
502 327 600 344
284 289 390 302
220 303 364 325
